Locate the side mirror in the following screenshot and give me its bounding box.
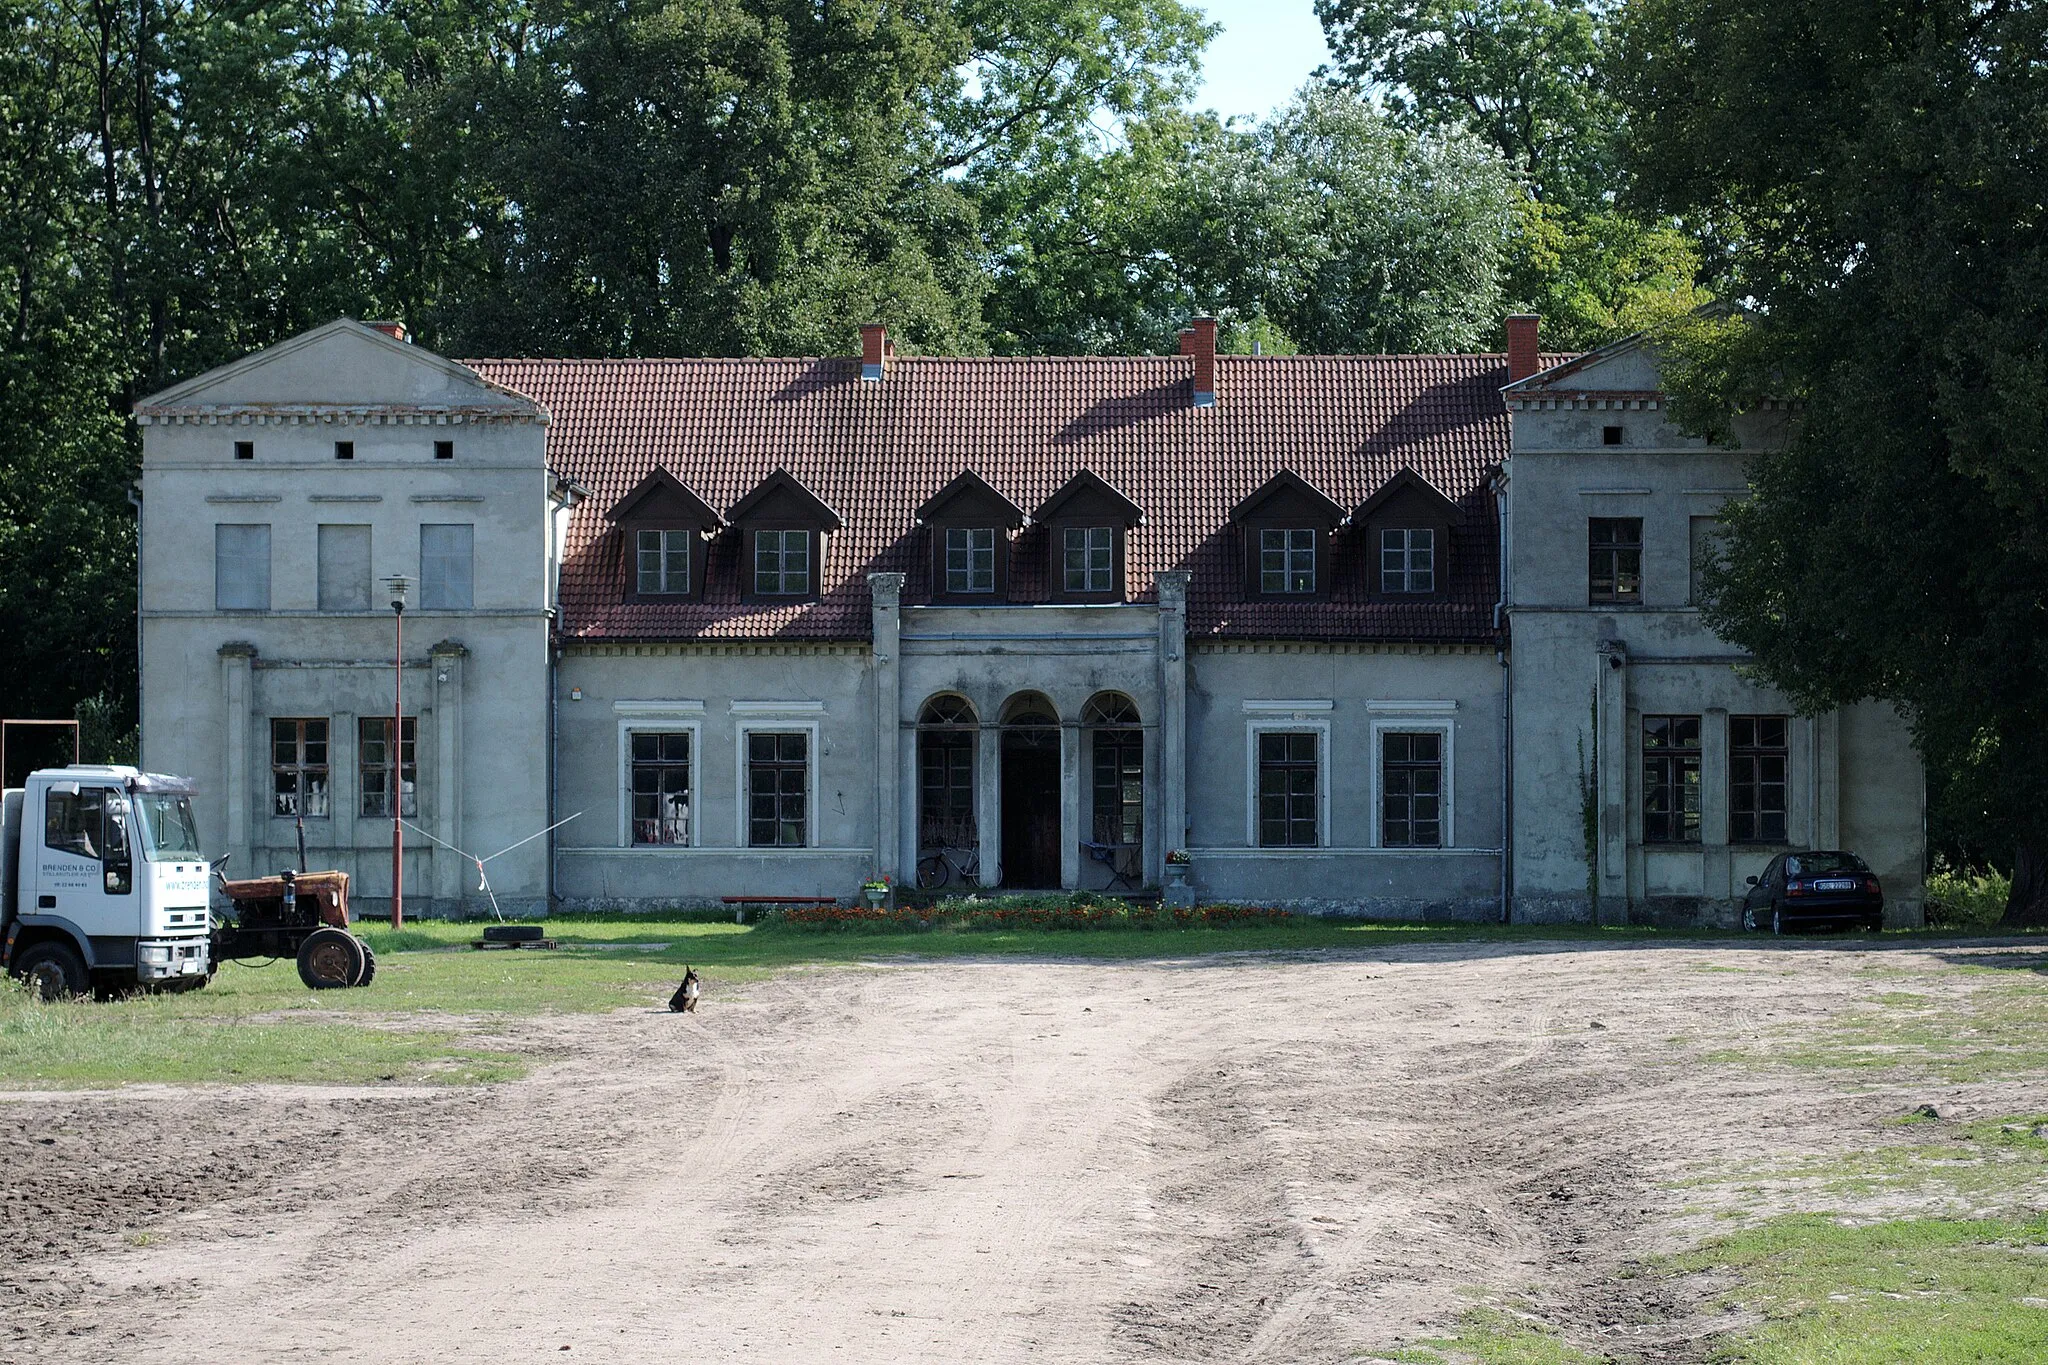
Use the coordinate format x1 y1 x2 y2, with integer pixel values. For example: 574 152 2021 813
1745 875 1759 886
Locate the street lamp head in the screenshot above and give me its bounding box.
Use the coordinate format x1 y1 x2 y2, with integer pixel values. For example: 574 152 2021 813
384 574 413 614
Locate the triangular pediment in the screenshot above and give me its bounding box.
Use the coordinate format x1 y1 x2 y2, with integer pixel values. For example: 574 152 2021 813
915 470 1026 528
607 467 722 528
134 320 544 419
1230 470 1346 527
1033 470 1144 527
1354 468 1463 524
726 468 843 531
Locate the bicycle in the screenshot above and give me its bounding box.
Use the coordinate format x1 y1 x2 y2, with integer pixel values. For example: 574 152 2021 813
916 842 989 890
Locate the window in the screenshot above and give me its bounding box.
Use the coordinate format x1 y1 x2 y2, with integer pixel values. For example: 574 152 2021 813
1381 732 1443 847
421 523 474 609
753 530 811 596
1689 517 1723 607
1257 732 1319 848
945 527 996 594
271 719 330 818
1380 528 1437 594
233 440 254 460
214 524 271 611
434 440 454 461
1091 729 1143 845
636 529 692 596
630 732 692 845
1063 527 1113 593
1259 529 1316 594
746 733 809 847
1602 425 1623 446
358 718 418 818
334 440 355 460
1642 716 1701 842
1730 716 1789 843
1589 518 1643 604
44 787 107 858
317 524 372 612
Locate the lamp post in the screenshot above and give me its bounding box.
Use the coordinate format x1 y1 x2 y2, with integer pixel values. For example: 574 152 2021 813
384 574 412 928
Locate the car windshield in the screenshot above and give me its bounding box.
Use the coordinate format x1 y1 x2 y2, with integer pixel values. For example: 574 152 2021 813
135 794 204 861
1786 851 1868 877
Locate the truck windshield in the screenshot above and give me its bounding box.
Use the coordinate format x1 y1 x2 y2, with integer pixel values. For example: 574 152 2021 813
135 794 204 861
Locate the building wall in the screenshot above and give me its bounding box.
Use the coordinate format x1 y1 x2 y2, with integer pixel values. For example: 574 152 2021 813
1504 384 1925 925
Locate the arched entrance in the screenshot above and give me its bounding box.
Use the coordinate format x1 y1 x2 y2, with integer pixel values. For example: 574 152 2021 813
999 692 1061 888
1083 693 1144 890
915 695 979 889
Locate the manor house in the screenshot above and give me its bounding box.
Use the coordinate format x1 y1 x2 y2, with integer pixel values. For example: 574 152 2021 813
132 317 1926 923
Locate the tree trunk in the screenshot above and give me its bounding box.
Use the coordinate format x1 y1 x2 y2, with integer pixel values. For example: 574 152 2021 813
1999 842 2048 929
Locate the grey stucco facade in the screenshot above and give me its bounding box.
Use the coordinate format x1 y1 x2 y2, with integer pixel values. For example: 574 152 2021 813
133 320 1925 923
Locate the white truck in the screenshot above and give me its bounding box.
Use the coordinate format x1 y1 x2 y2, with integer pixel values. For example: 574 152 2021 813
2 765 214 999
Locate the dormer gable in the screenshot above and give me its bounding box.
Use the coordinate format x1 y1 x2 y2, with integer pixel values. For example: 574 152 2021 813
1355 469 1461 601
1230 470 1346 529
607 467 722 530
725 468 844 531
1232 471 1347 599
915 470 1026 529
1032 470 1143 528
1353 468 1463 526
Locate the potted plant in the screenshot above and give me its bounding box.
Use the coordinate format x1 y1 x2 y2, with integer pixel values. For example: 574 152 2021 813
1164 850 1194 908
860 875 891 910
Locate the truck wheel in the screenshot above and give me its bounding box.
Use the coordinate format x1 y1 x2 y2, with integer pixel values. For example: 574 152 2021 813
297 927 365 990
354 939 378 987
14 943 91 1001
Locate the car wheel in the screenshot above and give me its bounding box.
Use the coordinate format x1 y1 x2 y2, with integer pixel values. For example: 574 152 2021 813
13 942 91 1001
1742 903 1759 932
1772 905 1785 936
297 927 365 990
1865 915 1884 934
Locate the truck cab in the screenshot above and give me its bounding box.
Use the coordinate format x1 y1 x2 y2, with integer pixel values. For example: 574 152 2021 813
3 765 213 998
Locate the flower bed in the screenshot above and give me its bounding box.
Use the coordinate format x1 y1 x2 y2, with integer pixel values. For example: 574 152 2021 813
775 895 1292 933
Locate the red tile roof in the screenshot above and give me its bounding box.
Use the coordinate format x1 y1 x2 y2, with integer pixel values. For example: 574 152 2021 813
465 353 1549 644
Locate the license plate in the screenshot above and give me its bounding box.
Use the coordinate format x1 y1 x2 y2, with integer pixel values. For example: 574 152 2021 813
1816 878 1856 892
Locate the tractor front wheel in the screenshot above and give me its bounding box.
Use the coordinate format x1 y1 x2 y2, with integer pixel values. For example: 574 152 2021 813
297 927 365 990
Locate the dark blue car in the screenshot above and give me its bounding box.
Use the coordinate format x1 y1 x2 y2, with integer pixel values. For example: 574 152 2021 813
1742 850 1885 934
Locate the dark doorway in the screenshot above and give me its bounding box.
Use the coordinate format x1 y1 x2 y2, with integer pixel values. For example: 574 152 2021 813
1001 728 1061 888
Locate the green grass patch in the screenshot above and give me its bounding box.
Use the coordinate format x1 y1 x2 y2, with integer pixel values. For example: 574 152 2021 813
1709 1115 2048 1208
1705 972 2048 1082
0 977 522 1087
1386 1307 1604 1364
1670 1213 2048 1364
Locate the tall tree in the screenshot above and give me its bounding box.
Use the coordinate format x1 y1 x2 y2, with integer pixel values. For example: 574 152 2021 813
1621 0 2048 923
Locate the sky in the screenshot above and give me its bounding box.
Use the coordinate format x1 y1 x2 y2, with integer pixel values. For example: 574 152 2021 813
1188 0 1335 122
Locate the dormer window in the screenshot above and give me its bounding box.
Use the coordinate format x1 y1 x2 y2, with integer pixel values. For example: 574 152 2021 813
1355 469 1461 602
607 467 722 603
1064 527 1114 593
726 468 842 606
1380 528 1435 593
917 471 1024 603
1260 529 1317 594
753 529 811 596
945 527 996 594
1232 471 1345 600
637 529 693 596
1034 471 1143 604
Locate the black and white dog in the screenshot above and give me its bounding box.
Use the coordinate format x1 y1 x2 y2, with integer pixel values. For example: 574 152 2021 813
669 965 701 1014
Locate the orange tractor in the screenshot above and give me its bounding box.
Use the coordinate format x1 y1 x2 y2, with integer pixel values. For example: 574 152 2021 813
215 868 377 989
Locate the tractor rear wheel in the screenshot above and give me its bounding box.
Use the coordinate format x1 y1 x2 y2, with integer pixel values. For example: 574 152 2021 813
355 939 378 987
297 927 364 990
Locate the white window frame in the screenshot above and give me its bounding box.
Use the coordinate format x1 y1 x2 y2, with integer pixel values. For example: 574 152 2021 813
945 526 996 593
1259 528 1317 594
1369 717 1456 849
1063 526 1114 593
1380 528 1436 594
1243 717 1332 850
636 528 692 596
734 721 821 849
753 528 811 596
617 718 703 849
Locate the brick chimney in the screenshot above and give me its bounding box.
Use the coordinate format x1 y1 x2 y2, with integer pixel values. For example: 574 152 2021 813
860 323 888 382
1179 316 1218 408
1506 314 1540 383
367 320 409 343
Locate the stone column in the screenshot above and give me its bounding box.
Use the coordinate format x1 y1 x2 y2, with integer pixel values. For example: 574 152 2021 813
332 710 357 863
431 641 468 912
1059 721 1081 890
1594 640 1629 924
1701 707 1730 910
218 643 256 880
1156 571 1190 886
867 574 905 886
977 724 1001 888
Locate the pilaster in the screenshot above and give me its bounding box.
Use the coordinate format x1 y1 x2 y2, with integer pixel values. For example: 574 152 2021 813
1059 721 1081 890
976 725 1001 888
431 641 467 909
218 643 255 878
867 574 905 885
1595 640 1628 924
1701 707 1730 903
1814 710 1841 849
1156 570 1190 881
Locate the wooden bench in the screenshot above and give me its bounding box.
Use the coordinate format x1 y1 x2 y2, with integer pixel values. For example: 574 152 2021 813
720 895 840 924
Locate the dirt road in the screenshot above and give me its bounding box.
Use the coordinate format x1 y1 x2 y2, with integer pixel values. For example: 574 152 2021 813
3 940 2026 1363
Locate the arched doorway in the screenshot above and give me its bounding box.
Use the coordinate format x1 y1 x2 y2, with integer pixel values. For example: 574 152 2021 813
1083 693 1144 889
999 692 1061 888
915 695 979 888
